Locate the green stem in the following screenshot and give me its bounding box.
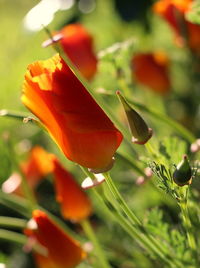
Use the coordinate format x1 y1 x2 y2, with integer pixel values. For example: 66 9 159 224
0 229 47 255
0 109 31 121
0 190 30 217
80 168 156 262
101 185 175 263
103 172 141 225
0 217 27 229
178 187 196 251
103 172 182 268
80 167 181 267
145 142 158 159
94 186 160 255
0 228 27 244
81 219 111 268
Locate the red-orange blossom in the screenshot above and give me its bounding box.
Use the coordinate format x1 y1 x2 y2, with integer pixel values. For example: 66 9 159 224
22 54 123 172
25 210 86 268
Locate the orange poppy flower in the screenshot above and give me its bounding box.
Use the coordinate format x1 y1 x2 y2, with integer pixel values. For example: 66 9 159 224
43 24 97 80
2 146 54 195
153 0 200 53
52 158 92 222
186 23 200 53
20 146 55 188
131 52 170 94
153 0 192 34
21 54 123 173
25 210 86 268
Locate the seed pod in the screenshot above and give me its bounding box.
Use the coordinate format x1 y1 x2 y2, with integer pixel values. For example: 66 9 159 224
173 155 192 186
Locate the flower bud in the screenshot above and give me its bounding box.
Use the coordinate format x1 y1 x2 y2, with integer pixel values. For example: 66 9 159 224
173 155 192 186
117 91 152 144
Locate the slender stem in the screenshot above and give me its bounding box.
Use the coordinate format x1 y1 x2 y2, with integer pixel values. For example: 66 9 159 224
103 172 182 268
145 142 167 166
0 229 47 255
94 186 159 255
0 228 27 244
0 109 31 121
0 217 27 229
101 185 178 265
145 142 157 158
80 167 181 267
0 190 30 217
81 219 111 268
103 172 141 225
178 187 196 251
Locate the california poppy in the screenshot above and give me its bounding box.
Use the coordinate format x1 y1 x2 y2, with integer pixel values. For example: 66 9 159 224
153 0 200 53
53 158 92 222
20 146 55 187
43 24 97 80
22 54 123 172
131 52 170 94
2 146 54 195
25 210 86 268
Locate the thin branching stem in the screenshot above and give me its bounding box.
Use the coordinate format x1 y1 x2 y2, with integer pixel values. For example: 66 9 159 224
103 172 182 268
178 186 197 251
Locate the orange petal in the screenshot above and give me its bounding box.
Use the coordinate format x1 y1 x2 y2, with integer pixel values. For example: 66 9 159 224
25 210 86 268
131 53 170 94
60 24 97 80
53 159 92 222
21 146 55 189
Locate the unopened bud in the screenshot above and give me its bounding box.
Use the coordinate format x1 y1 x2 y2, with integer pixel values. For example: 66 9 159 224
117 91 152 144
173 155 192 186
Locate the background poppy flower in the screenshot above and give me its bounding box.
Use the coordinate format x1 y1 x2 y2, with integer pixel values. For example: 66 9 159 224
52 158 92 222
20 146 55 187
131 52 170 94
153 0 200 53
25 210 86 268
21 54 123 172
43 24 98 80
2 146 54 195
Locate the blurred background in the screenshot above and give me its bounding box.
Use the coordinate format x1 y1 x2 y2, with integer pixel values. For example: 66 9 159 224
0 0 200 267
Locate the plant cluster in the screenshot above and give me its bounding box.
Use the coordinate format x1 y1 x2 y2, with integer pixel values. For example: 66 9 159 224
0 0 200 268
